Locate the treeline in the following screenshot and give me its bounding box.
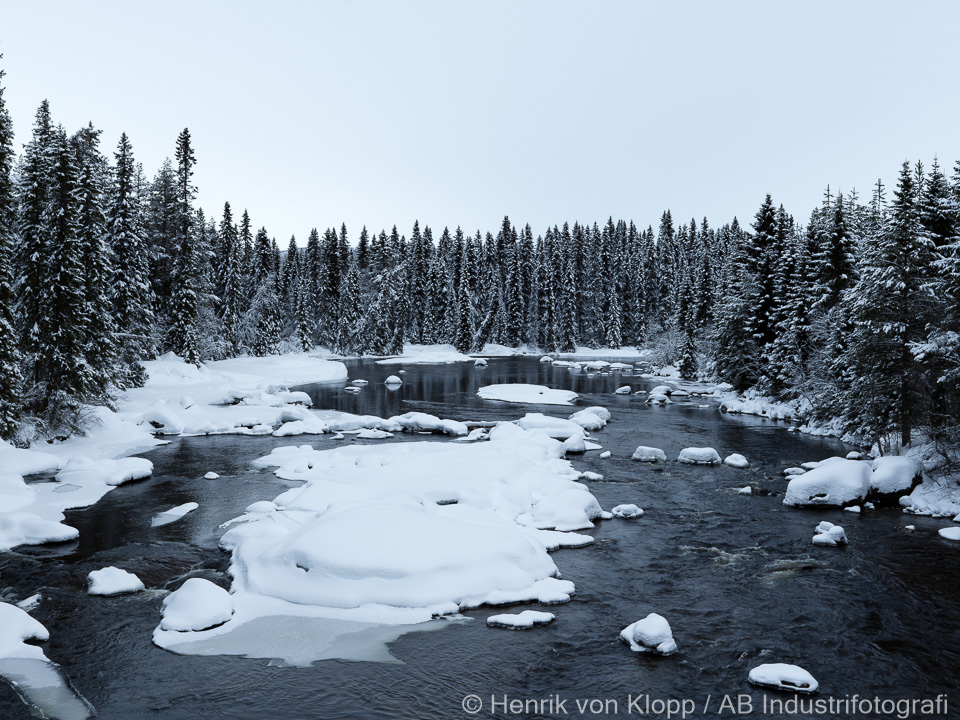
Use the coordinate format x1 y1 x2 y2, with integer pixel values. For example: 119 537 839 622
1 66 959 455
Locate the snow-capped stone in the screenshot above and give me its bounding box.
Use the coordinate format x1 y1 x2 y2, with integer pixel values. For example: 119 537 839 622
614 385 631 395
474 358 488 367
649 385 673 396
631 446 667 463
812 521 847 546
800 461 821 470
678 447 721 465
869 456 922 501
57 456 154 486
724 453 749 468
738 486 753 495
384 375 402 385
846 451 863 460
486 610 555 629
569 408 608 430
87 567 145 596
540 355 554 363
562 430 586 454
748 663 819 694
783 460 871 508
160 579 233 632
783 467 806 476
356 428 393 439
611 504 643 518
599 451 611 459
332 432 345 440
844 505 862 514
0 601 50 660
204 472 219 480
645 393 672 405
345 386 361 393
619 613 677 655
391 412 468 436
245 501 278 514
939 527 960 541
581 472 603 481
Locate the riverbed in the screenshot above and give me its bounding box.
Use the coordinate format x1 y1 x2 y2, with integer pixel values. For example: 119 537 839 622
2 357 957 719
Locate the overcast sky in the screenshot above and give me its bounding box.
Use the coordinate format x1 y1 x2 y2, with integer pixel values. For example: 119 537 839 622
3 1 959 243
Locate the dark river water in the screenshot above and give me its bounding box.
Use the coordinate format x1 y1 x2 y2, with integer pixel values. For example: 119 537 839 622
2 357 958 719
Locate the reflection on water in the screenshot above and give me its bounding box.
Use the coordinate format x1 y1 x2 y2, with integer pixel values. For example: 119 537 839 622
1 356 958 718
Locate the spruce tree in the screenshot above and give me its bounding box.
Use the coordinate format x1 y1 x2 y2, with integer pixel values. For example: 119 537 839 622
107 132 155 386
0 58 22 437
218 202 244 356
167 129 202 364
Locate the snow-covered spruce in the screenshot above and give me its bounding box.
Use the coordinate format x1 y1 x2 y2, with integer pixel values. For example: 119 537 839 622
486 610 555 629
748 663 819 694
619 614 677 655
677 447 721 465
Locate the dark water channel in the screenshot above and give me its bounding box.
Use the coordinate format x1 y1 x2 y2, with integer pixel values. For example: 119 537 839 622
2 357 958 719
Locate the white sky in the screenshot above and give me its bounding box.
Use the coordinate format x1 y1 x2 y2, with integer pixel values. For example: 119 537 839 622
3 1 959 243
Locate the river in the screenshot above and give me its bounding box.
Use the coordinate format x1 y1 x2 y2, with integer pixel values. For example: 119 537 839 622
2 357 957 719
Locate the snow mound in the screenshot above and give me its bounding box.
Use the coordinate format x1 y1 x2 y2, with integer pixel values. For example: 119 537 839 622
678 447 721 465
486 610 555 629
619 613 677 655
392 412 467 436
748 663 818 694
631 446 667 463
846 451 863 460
783 467 806 476
870 456 921 498
784 460 870 507
57 456 153 486
0 507 79 552
0 601 49 661
204 472 219 480
611 504 644 518
738 486 753 495
87 567 145 596
356 428 394 439
581 472 603 481
384 375 402 385
474 358 488 367
0 441 61 476
540 355 554 363
724 453 749 468
478 384 578 406
375 344 473 365
645 393 672 405
160 579 233 632
614 386 631 395
569 408 609 430
599 451 611 459
812 521 847 546
940 527 960 541
152 502 199 527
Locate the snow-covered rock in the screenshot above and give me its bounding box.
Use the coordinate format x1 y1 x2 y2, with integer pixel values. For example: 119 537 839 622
569 408 609 430
783 467 806 476
0 441 61 476
619 613 677 655
649 385 673 396
353 379 368 385
344 386 361 393
599 451 611 459
474 358 488 367
204 472 219 480
783 460 871 508
486 610 555 629
478 384 578 406
869 456 921 502
57 456 153 486
87 567 145 596
539 355 554 363
812 521 847 546
631 446 667 463
384 375 402 385
614 386 631 395
356 428 394 439
738 486 753 495
0 601 50 660
748 663 819 694
939 527 960 541
846 451 863 460
562 429 586 454
611 504 643 518
677 447 721 465
392 412 468 436
645 393 672 405
724 453 749 468
160 579 233 632
581 472 603 481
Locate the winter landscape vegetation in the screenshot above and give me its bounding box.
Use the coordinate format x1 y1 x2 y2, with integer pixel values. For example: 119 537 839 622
1 3 960 719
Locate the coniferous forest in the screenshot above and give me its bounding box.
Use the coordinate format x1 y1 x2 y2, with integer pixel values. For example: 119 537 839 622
2 66 960 456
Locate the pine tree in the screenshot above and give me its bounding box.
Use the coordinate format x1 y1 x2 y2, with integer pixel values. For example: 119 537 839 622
107 132 155 387
245 226 281 356
357 225 369 270
335 261 363 354
218 202 244 356
0 58 22 437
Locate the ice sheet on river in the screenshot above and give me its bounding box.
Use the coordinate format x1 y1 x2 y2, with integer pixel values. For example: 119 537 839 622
155 427 603 663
